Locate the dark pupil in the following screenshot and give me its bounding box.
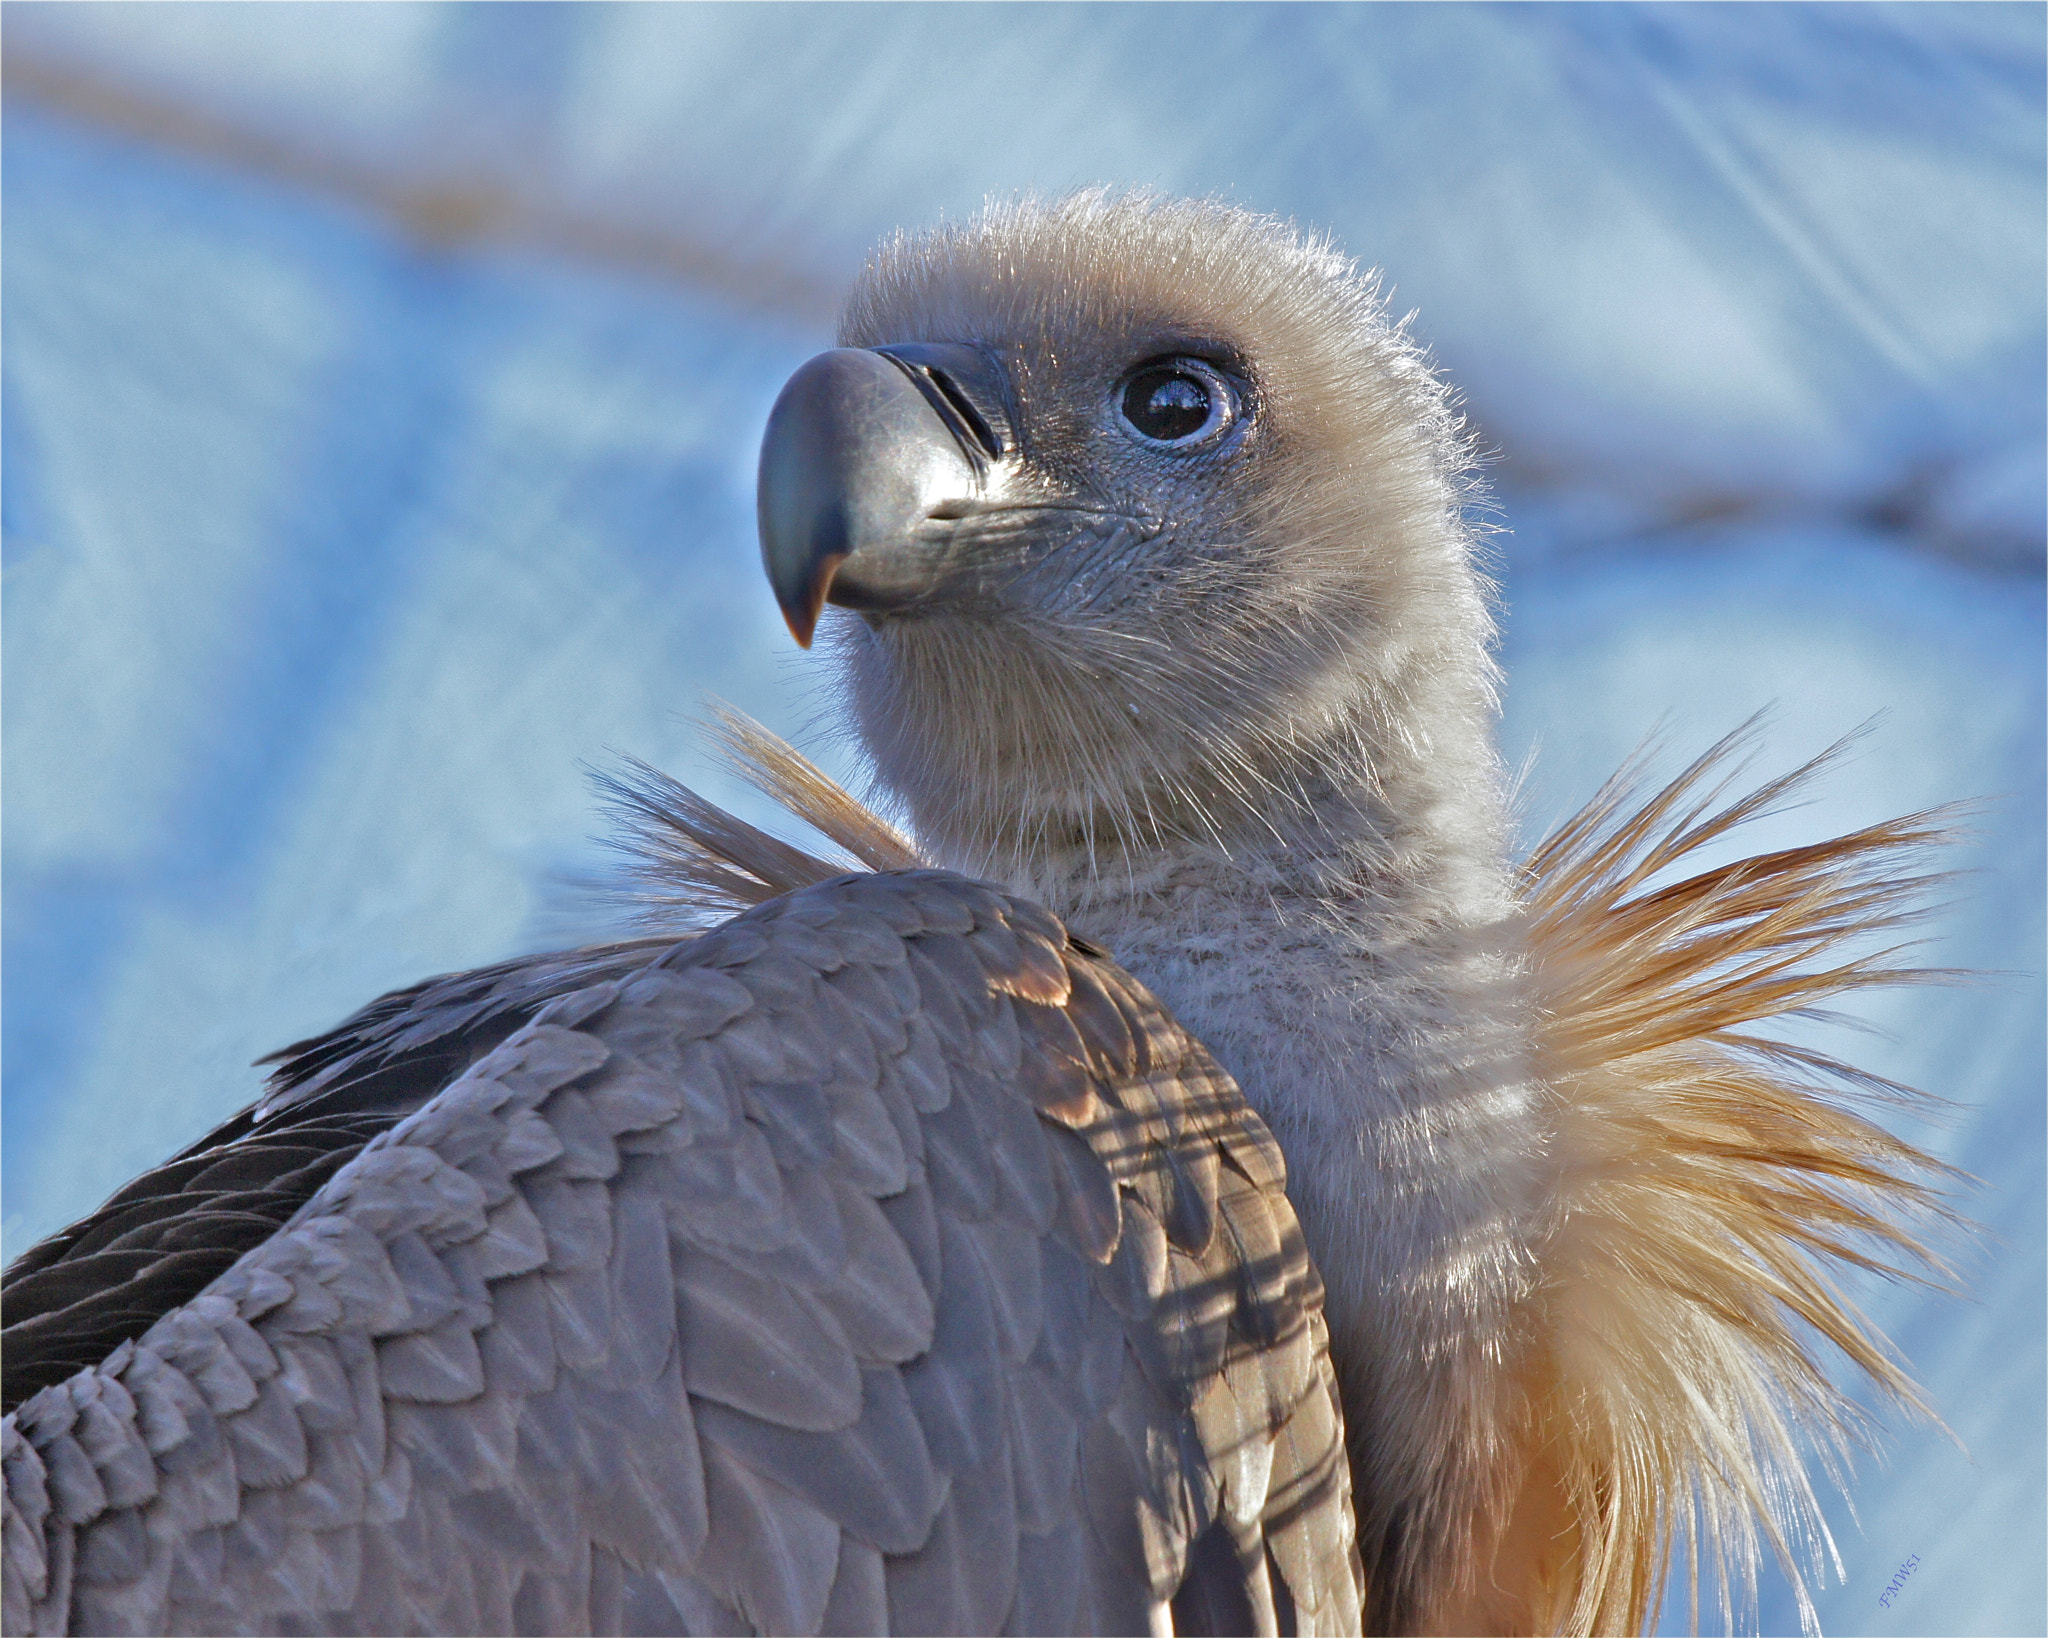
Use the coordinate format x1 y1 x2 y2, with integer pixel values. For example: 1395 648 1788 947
1124 370 1211 441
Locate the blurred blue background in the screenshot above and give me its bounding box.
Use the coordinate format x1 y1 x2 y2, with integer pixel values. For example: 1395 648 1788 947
4 5 2041 1633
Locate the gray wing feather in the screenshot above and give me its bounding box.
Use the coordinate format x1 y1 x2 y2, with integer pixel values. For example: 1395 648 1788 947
696 1443 840 1638
4 870 1362 1635
809 1186 932 1364
1007 1515 1087 1636
816 1534 888 1636
673 1248 863 1431
692 1370 941 1557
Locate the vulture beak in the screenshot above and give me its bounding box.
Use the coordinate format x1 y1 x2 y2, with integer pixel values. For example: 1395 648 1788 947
757 343 1014 646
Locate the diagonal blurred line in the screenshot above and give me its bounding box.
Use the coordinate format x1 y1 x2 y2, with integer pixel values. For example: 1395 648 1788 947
2 49 841 327
1632 39 1946 402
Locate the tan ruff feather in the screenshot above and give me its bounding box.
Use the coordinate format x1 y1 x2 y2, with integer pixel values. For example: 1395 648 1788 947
593 704 924 924
613 712 1962 1636
1466 723 1964 1638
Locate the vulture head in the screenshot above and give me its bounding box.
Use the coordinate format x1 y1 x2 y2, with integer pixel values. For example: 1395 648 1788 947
763 192 1501 905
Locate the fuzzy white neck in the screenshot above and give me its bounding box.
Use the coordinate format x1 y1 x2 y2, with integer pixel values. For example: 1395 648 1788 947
926 716 1544 1625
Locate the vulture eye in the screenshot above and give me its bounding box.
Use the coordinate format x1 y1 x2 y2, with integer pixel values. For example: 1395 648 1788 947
1116 358 1239 448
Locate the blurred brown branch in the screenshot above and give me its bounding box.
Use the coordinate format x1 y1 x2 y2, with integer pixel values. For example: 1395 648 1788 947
3 49 840 326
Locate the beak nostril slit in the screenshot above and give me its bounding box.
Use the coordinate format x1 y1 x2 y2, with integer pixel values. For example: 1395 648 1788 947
923 369 1004 461
875 348 1006 464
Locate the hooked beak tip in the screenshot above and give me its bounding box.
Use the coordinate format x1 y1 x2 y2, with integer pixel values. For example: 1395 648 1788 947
779 552 845 649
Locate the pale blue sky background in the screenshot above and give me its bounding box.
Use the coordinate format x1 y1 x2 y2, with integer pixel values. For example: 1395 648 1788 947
4 6 2041 1633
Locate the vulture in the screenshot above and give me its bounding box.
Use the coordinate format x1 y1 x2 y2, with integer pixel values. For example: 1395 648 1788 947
1 192 1956 1638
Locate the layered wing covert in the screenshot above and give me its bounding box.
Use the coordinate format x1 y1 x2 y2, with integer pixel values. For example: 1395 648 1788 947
2 940 677 1415
3 871 1360 1636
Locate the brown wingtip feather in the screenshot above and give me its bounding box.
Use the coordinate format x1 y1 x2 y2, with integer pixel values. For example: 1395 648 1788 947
1461 722 1970 1638
595 707 925 925
702 703 925 873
